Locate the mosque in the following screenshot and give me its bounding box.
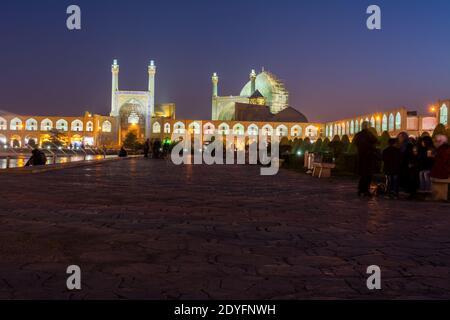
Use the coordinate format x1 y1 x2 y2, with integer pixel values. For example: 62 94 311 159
0 60 448 149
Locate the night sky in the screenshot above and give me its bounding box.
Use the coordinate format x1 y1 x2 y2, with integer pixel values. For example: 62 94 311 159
1 0 449 122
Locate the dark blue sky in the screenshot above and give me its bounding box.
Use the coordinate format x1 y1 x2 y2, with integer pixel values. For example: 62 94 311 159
1 0 449 121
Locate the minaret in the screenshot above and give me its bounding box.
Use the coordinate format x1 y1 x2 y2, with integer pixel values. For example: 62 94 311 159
212 72 219 97
211 73 219 120
111 59 119 116
250 69 256 95
146 60 156 139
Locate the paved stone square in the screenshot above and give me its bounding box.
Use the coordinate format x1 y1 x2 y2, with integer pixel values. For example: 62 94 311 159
0 158 449 299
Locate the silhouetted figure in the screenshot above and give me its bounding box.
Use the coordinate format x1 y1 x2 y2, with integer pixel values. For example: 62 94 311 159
353 121 378 196
25 148 47 167
431 134 450 180
118 146 128 158
382 138 401 198
398 132 419 198
152 139 161 159
143 139 150 158
418 135 435 192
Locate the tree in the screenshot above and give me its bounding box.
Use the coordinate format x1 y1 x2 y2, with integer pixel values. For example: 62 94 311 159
49 129 67 147
123 132 139 150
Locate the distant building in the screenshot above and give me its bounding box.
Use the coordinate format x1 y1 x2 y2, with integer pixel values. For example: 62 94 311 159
0 60 447 149
211 69 308 123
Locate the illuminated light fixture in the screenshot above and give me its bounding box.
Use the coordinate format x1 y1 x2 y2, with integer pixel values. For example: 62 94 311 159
297 151 302 156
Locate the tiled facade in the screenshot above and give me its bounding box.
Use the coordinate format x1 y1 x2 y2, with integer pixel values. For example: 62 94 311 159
0 112 117 148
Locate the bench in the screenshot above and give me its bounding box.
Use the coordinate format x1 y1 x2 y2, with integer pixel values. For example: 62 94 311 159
431 178 450 201
312 162 336 178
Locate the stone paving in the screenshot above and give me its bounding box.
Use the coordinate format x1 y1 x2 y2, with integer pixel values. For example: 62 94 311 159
0 158 449 300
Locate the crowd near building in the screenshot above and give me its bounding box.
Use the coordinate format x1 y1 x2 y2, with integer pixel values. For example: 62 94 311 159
0 60 449 149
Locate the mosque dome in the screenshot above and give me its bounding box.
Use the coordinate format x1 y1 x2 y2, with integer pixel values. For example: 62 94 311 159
240 71 289 114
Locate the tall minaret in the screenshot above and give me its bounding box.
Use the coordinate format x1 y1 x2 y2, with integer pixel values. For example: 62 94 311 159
250 69 256 95
111 59 119 116
212 72 219 97
146 60 156 139
211 72 219 120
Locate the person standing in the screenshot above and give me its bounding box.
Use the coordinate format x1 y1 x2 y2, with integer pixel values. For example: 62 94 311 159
397 132 419 199
382 138 401 198
431 134 450 180
152 139 162 159
353 121 378 197
143 139 150 158
418 135 435 192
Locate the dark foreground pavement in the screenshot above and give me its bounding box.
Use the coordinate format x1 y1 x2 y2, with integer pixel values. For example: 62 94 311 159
0 158 449 299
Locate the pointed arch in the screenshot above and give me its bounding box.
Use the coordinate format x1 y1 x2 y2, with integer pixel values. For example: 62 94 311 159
71 119 83 132
203 122 215 135
25 118 38 131
152 122 161 133
56 119 68 132
41 118 53 131
218 123 230 135
382 114 388 132
440 104 448 125
276 124 288 137
291 125 302 137
0 117 6 130
188 122 201 135
10 117 23 131
233 123 245 135
173 121 185 134
261 124 273 136
247 124 259 136
388 114 394 132
86 121 94 132
102 120 112 133
305 125 318 138
164 123 171 134
395 112 401 130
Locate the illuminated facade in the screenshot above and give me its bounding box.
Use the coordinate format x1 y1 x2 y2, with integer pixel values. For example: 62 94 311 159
211 69 296 121
0 112 116 148
0 60 445 149
325 107 438 139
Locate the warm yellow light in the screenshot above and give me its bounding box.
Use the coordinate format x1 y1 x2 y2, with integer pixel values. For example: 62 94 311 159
430 106 436 113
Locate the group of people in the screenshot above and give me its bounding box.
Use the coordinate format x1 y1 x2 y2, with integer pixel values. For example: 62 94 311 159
354 121 450 199
143 138 163 159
